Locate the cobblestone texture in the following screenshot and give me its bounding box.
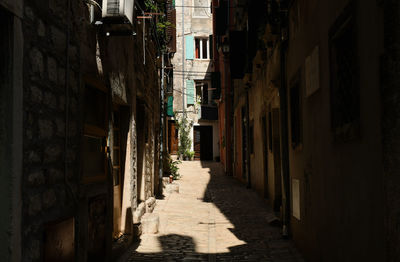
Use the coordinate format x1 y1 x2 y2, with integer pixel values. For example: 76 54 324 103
120 161 304 262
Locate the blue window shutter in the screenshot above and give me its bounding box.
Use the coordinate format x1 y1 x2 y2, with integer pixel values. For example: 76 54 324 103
167 96 174 116
185 35 194 60
186 80 195 104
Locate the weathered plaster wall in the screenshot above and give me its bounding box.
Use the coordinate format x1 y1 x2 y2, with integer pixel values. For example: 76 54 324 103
382 1 400 261
286 0 384 261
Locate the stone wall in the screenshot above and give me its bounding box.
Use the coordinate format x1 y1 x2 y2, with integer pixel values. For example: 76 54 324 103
22 1 82 260
20 0 161 260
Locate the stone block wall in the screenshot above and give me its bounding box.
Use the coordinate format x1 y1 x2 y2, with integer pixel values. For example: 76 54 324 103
19 0 162 260
22 1 82 260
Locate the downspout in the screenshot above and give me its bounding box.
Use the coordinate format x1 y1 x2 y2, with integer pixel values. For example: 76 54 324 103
245 87 251 188
279 20 290 237
224 57 229 175
159 52 165 195
182 0 185 117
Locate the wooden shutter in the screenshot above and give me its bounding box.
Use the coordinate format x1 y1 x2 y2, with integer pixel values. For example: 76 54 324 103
186 80 195 104
166 0 176 53
194 127 201 159
185 35 194 60
167 96 174 116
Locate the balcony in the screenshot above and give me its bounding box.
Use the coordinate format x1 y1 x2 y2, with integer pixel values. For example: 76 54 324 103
199 105 218 121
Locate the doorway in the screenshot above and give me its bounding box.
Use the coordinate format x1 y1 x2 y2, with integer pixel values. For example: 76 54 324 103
112 106 129 238
193 126 213 161
272 108 282 212
136 101 146 202
241 107 247 179
168 120 179 155
262 115 269 199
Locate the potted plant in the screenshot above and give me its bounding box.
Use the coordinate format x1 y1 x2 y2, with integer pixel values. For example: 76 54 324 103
188 151 195 161
184 150 195 161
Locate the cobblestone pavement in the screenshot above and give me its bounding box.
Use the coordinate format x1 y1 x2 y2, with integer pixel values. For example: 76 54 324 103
119 161 304 262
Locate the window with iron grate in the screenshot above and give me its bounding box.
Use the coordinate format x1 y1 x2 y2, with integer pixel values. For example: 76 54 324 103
329 4 359 142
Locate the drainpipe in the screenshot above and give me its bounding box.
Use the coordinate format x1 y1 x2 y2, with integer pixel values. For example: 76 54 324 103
279 26 290 237
224 57 230 176
245 87 251 188
159 52 165 196
182 0 185 117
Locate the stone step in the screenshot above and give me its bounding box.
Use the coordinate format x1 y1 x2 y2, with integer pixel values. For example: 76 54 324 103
165 183 179 194
141 213 159 234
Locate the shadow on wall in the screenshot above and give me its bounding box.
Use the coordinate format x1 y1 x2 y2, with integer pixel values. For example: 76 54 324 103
120 161 303 261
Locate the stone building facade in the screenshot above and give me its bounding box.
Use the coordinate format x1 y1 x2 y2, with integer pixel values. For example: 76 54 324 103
214 0 400 261
0 0 162 260
169 0 220 161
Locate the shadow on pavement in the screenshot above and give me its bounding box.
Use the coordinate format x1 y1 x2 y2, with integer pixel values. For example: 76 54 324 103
119 161 303 261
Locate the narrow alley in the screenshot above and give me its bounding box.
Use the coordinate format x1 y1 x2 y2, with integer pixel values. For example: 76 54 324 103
119 161 303 261
2 0 400 261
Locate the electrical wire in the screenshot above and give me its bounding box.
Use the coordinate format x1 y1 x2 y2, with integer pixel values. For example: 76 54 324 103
168 5 245 8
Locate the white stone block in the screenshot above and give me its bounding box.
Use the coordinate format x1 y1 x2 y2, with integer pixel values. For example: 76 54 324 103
141 213 159 234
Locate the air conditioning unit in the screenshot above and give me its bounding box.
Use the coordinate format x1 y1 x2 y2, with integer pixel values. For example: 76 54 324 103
102 0 135 25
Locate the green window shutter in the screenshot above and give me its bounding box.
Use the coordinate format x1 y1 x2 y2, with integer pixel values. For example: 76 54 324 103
185 35 194 60
186 80 195 105
167 96 174 116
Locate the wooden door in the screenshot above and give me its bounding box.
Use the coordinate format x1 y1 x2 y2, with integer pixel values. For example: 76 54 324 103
113 110 122 238
272 108 282 212
194 126 213 161
262 115 269 199
194 127 201 160
168 121 178 154
201 126 213 161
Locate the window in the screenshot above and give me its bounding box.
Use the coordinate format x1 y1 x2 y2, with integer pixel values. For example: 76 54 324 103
82 79 108 183
195 81 210 105
195 38 209 59
193 0 210 17
329 4 359 141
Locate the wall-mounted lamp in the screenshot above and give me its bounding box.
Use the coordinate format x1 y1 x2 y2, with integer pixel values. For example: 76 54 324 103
222 38 230 54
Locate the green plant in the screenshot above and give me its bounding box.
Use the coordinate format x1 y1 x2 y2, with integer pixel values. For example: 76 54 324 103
185 150 195 160
144 0 173 50
162 152 181 180
176 115 193 159
170 159 181 180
